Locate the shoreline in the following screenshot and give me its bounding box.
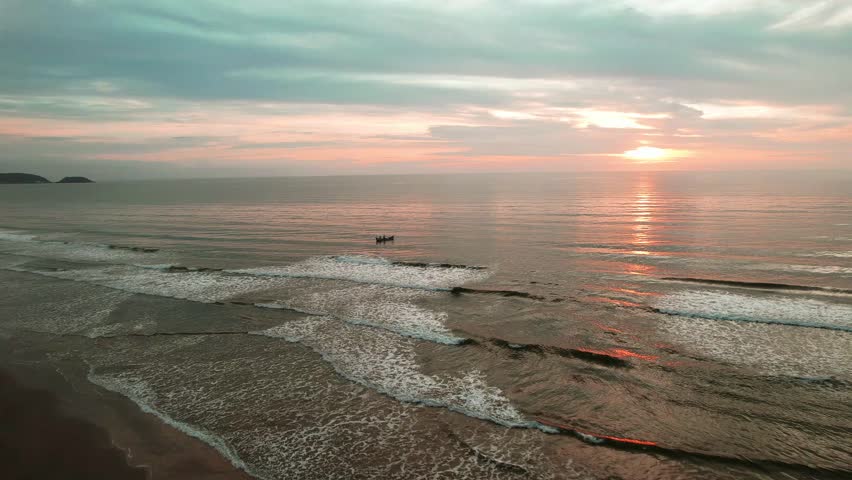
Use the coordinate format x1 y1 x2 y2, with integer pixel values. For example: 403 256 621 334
0 360 254 480
0 367 147 480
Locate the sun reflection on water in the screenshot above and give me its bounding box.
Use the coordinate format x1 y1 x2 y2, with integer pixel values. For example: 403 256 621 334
626 175 660 273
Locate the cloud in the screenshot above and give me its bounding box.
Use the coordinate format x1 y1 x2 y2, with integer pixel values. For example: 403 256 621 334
3 1 850 104
0 0 850 177
770 1 852 30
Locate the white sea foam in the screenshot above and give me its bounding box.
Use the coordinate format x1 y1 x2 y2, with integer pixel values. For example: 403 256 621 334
574 431 605 444
230 256 489 290
260 283 466 344
0 230 36 242
255 317 531 428
654 290 852 332
332 254 391 265
0 254 30 269
657 315 852 377
750 263 852 275
81 333 567 480
87 371 259 478
33 265 287 303
1 284 131 336
0 236 156 263
799 251 852 259
18 252 519 433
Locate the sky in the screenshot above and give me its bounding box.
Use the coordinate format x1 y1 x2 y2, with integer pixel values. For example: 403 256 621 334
1 0 851 180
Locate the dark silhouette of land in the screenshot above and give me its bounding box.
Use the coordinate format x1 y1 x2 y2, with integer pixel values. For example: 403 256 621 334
0 173 51 184
0 173 94 184
57 176 95 183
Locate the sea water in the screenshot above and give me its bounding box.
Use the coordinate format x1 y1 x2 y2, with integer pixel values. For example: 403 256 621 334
1 171 850 479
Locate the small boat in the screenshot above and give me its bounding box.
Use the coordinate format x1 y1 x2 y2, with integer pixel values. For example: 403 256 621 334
375 235 395 243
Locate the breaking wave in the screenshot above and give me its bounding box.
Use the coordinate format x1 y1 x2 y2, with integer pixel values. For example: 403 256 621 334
749 263 852 276
0 230 36 242
660 277 852 296
18 264 287 304
254 284 467 345
253 317 534 428
0 229 161 263
6 254 484 345
654 290 852 332
799 251 852 259
87 371 260 479
228 256 489 291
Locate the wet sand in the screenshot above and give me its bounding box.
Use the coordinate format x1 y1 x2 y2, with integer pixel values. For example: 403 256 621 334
0 358 254 480
0 368 146 480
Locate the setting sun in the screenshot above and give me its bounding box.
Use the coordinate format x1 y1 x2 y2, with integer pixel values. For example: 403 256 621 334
623 146 668 162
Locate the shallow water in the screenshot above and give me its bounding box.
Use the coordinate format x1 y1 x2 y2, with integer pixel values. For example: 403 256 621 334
1 172 850 479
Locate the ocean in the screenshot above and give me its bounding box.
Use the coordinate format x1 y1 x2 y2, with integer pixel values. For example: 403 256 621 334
1 171 850 479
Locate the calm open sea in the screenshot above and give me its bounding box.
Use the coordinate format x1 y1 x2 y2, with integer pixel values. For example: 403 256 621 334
1 171 850 479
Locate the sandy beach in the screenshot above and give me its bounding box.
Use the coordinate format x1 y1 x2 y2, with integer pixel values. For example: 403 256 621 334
0 356 253 480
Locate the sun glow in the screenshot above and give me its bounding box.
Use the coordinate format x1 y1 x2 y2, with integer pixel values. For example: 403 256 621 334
623 146 669 162
622 145 691 163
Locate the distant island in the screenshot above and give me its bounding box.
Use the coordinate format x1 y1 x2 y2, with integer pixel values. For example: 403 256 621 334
0 173 94 184
57 176 95 183
0 173 51 184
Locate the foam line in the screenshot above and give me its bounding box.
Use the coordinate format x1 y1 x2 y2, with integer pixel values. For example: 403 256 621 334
255 301 467 345
229 256 489 291
750 263 852 275
660 277 852 295
21 265 287 303
800 251 852 258
654 290 852 332
86 370 265 480
8 260 470 345
253 317 537 429
255 282 469 345
0 230 36 242
0 232 159 263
